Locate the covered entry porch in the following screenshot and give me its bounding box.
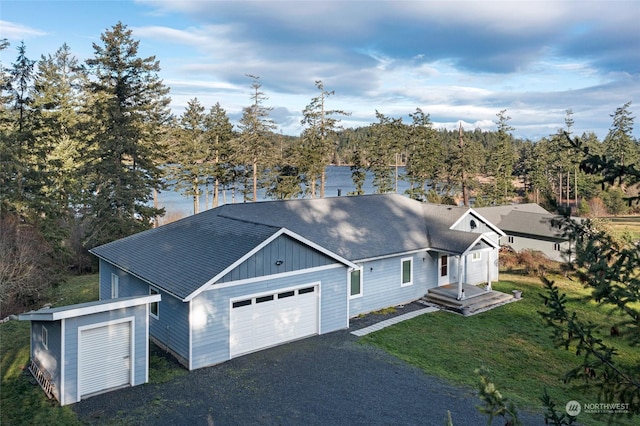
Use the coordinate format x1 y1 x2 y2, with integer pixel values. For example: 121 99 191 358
425 283 517 316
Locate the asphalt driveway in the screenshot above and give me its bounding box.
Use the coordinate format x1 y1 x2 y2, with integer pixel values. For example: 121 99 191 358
73 307 544 425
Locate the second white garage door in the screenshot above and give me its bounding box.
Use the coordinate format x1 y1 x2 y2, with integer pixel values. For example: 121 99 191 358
230 285 319 357
78 320 131 398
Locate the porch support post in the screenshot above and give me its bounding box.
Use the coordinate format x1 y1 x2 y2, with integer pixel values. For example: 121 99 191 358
486 250 492 291
457 255 463 300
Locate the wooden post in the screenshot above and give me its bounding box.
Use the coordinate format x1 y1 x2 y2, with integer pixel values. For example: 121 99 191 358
457 255 463 300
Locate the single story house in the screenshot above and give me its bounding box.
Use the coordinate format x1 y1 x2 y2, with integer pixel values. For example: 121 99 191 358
474 203 577 262
90 194 504 370
18 294 161 405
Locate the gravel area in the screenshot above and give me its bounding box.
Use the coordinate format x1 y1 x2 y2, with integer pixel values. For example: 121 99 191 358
73 306 544 425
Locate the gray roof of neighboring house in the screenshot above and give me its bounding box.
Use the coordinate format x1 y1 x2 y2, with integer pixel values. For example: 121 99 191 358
474 204 574 240
496 210 566 239
91 194 495 300
473 203 550 227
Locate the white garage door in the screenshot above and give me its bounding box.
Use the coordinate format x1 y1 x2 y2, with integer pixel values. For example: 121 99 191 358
230 285 319 357
79 321 131 397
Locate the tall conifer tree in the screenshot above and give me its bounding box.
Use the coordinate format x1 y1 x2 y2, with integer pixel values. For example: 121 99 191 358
299 80 350 198
236 74 276 202
83 22 171 247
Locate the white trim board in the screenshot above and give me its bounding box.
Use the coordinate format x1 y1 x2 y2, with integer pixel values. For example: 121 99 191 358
19 295 161 322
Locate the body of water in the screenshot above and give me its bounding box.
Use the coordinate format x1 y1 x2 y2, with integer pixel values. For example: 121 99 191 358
156 165 415 216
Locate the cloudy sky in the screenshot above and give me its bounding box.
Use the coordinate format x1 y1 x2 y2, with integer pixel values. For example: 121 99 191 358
2 0 639 140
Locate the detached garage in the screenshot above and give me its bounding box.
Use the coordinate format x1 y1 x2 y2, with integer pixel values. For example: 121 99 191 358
19 294 160 405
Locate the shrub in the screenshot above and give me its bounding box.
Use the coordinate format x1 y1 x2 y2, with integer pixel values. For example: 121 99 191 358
499 248 555 276
0 213 63 316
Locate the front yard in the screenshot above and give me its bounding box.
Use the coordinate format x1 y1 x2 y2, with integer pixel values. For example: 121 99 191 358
362 273 638 425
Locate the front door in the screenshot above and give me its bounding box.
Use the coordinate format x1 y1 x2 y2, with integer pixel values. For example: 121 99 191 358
438 254 449 286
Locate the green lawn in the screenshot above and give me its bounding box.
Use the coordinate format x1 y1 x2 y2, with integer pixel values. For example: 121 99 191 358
0 274 187 426
0 274 99 426
361 273 638 425
607 215 640 241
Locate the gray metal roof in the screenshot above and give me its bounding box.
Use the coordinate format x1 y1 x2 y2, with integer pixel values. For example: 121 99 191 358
91 194 491 300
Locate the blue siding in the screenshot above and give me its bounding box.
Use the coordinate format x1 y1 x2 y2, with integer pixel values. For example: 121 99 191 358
149 290 190 364
349 253 435 317
98 259 190 364
31 321 62 401
61 304 148 404
464 250 499 284
218 235 335 283
190 265 348 369
453 212 494 234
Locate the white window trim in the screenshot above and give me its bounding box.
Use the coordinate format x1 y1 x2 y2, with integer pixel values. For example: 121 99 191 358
349 267 363 299
42 325 48 350
149 287 159 319
401 257 413 287
471 252 482 262
111 273 119 299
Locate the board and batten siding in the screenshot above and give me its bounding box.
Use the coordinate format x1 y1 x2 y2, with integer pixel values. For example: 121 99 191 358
349 253 435 317
190 265 348 369
218 234 336 283
30 320 62 400
60 305 148 405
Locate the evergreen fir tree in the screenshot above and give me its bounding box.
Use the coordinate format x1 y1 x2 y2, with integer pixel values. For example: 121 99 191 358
83 22 171 247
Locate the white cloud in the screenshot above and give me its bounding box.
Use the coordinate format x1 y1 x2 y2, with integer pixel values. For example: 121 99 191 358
0 20 47 40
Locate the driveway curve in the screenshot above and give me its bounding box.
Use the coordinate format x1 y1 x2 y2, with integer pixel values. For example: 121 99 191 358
73 308 544 425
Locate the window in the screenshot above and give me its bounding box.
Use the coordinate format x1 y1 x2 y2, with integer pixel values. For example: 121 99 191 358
349 268 362 298
42 325 48 350
299 287 315 294
256 295 274 303
507 236 514 244
440 255 448 277
401 257 413 286
471 252 481 261
278 291 295 299
111 273 119 298
470 219 477 230
150 287 159 318
232 299 252 308
554 243 561 251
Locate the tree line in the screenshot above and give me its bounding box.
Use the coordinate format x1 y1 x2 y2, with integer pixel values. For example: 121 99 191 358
1 23 638 314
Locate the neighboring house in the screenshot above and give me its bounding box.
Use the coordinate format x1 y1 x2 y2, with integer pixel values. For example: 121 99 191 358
474 203 576 262
91 194 504 370
18 295 161 405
